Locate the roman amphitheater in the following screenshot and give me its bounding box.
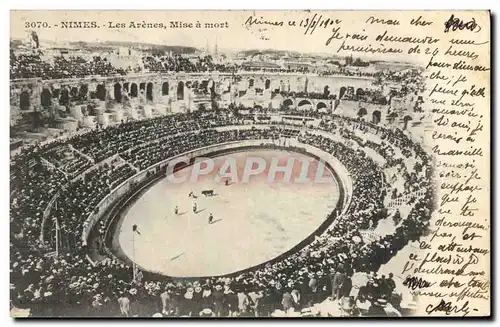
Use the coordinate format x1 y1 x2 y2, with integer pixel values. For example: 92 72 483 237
11 59 434 317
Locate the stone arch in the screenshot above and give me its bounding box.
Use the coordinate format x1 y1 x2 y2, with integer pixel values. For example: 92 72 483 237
70 86 79 100
40 88 52 108
52 89 60 100
265 79 271 90
114 83 122 103
130 83 138 97
201 80 209 92
162 82 169 96
356 88 365 98
59 88 70 106
249 78 254 88
177 81 184 100
357 107 367 117
403 115 413 130
316 102 327 111
372 110 381 124
79 84 88 99
323 85 330 97
96 84 106 101
19 90 30 110
123 82 130 93
298 99 312 107
282 98 294 108
146 82 153 101
139 83 146 94
339 86 347 99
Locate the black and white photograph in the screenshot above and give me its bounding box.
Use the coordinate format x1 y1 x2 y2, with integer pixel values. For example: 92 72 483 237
8 10 490 318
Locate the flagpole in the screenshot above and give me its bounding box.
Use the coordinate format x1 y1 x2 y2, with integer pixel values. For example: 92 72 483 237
132 226 136 282
55 217 59 257
54 198 59 257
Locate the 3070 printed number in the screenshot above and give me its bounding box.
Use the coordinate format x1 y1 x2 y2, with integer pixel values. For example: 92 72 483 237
24 21 50 28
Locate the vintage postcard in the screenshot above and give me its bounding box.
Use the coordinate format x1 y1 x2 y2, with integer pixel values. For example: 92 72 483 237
9 10 490 318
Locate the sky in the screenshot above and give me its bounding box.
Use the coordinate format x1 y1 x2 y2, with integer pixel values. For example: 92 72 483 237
11 11 318 52
10 10 490 65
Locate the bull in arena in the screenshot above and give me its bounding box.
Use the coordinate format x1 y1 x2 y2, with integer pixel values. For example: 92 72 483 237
202 190 214 197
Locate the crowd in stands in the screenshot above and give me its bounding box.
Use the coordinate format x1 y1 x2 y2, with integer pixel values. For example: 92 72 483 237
374 69 425 99
11 52 125 80
46 161 135 251
300 133 389 230
71 113 242 163
239 66 377 78
11 165 66 250
276 91 337 100
122 128 280 171
11 50 394 81
143 55 238 74
43 146 93 178
374 69 424 88
319 68 375 78
10 110 433 317
321 115 432 196
10 52 51 80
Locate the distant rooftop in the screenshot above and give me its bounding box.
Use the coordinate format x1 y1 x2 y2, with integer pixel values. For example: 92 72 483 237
241 61 281 69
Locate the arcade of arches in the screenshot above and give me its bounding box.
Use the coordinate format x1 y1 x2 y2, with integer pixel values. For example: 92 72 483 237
14 75 375 111
11 74 418 130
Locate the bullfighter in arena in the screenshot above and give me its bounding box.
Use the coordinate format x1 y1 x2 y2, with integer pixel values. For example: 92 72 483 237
174 205 179 215
208 213 214 224
193 202 197 214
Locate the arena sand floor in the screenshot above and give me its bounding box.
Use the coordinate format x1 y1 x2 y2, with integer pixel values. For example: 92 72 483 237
116 149 341 277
